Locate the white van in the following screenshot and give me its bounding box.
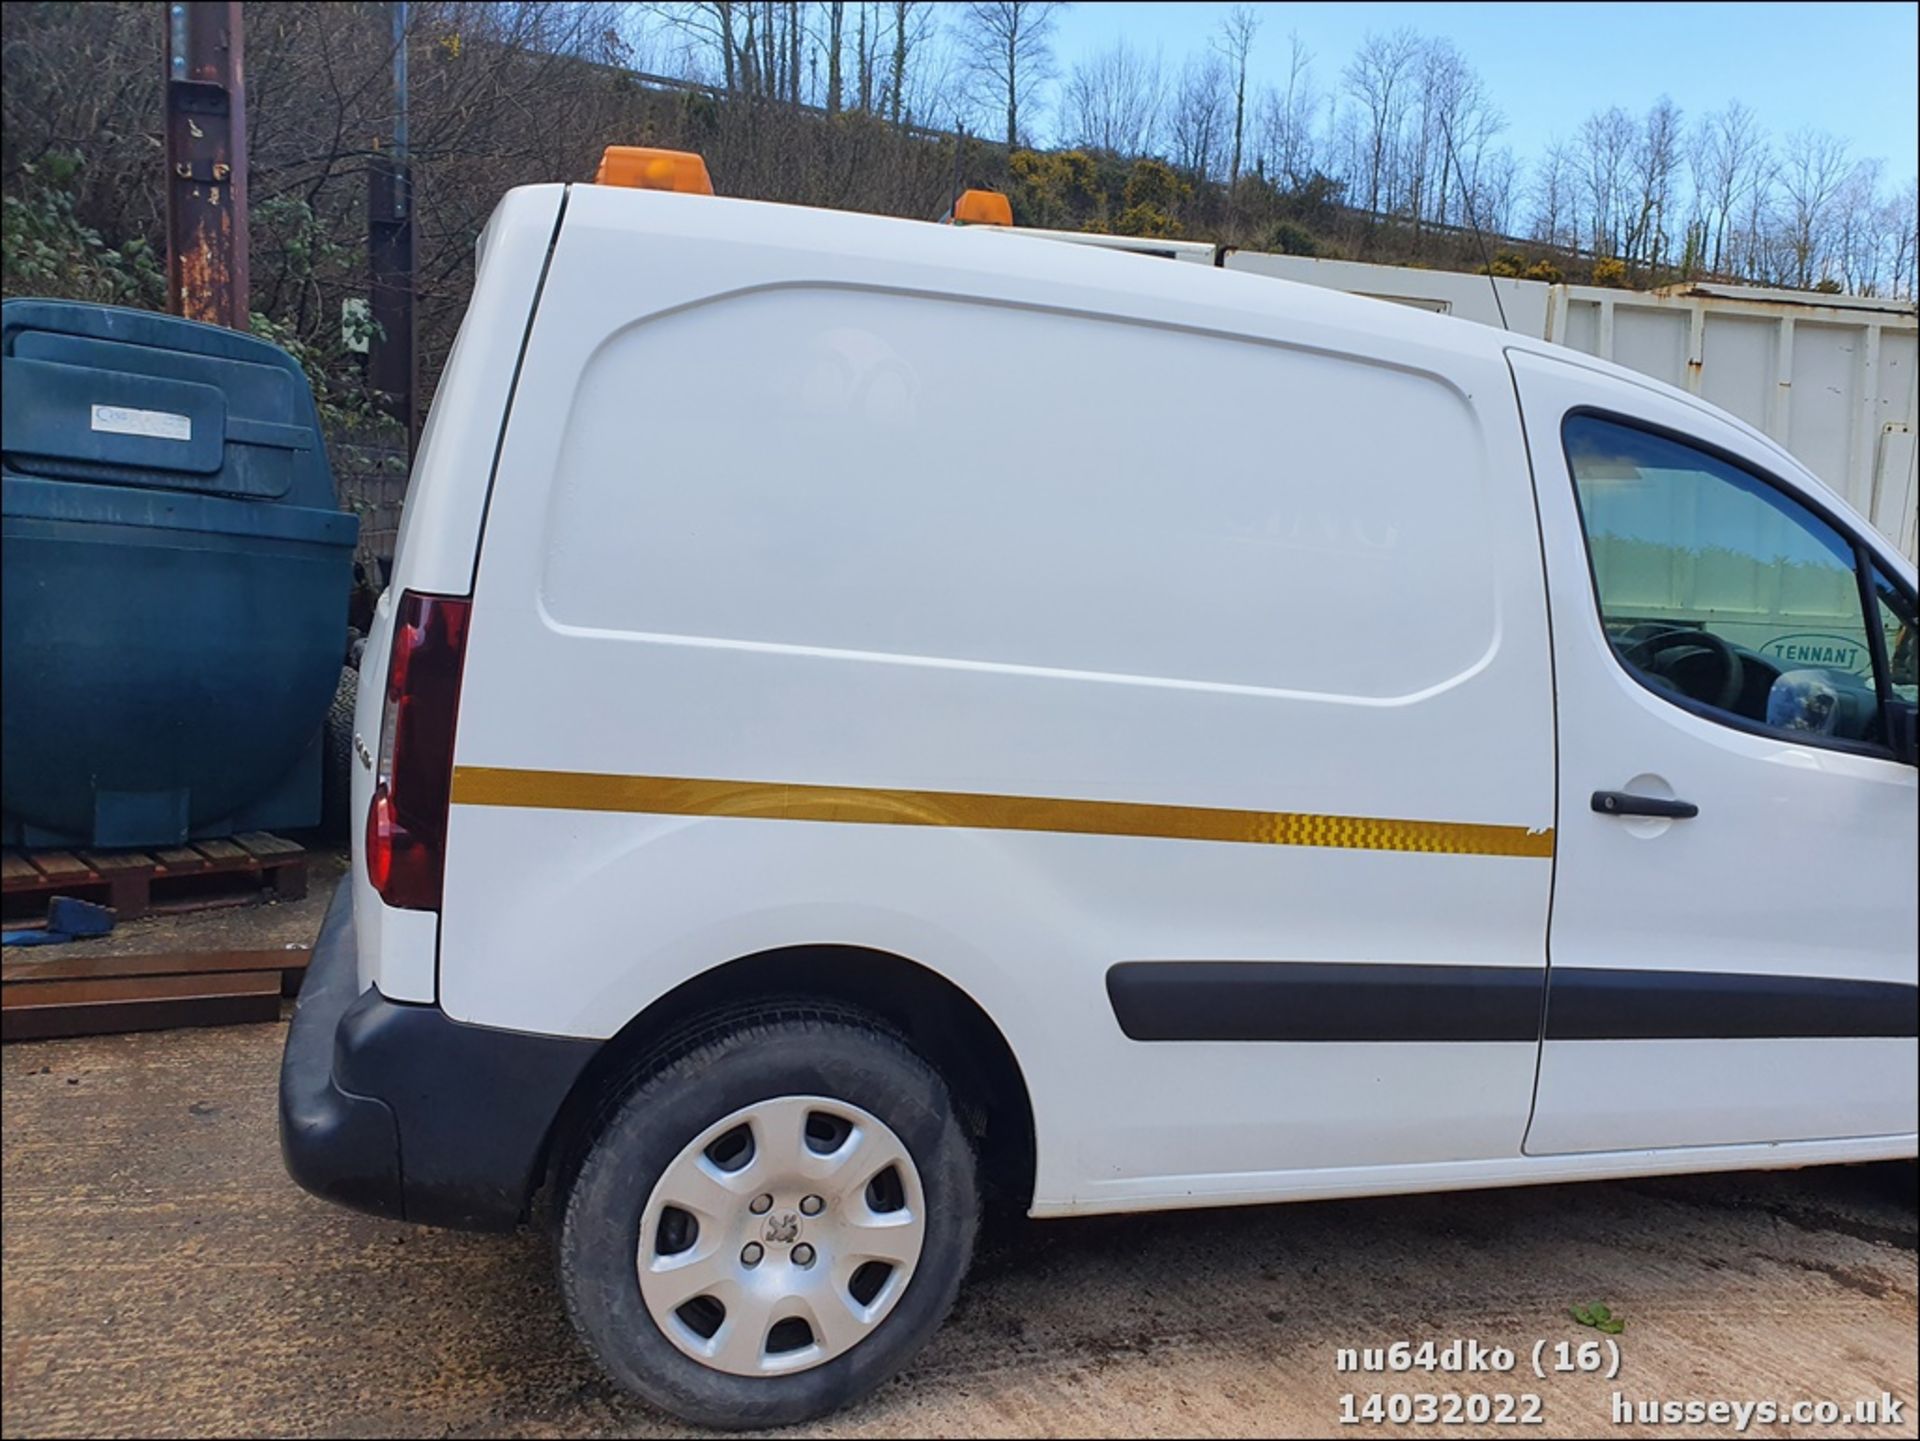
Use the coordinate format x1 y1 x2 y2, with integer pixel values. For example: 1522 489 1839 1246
281 152 1919 1429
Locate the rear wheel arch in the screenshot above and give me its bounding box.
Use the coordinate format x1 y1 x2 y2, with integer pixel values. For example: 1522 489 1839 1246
541 945 1038 1220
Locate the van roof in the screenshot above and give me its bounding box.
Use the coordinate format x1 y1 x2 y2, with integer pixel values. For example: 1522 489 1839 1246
558 180 1505 358
538 181 1820 498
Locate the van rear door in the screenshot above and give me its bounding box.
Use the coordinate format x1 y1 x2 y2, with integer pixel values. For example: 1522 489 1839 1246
349 183 567 1003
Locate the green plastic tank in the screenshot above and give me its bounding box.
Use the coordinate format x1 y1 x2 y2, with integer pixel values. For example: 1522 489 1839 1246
2 299 359 848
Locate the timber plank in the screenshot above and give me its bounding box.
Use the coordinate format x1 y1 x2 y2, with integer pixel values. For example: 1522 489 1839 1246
234 832 304 857
32 852 93 879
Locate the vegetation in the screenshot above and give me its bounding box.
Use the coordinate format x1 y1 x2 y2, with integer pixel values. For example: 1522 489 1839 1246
3 1 1913 417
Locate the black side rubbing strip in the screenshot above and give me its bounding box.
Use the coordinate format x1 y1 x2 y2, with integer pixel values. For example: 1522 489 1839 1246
1105 962 1919 1043
1545 969 1919 1041
1105 962 1543 1043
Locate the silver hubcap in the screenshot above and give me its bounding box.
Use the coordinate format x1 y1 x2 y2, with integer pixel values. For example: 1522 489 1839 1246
637 1095 926 1376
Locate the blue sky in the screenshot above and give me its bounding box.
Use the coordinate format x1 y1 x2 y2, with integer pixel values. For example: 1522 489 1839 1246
1046 2 1919 179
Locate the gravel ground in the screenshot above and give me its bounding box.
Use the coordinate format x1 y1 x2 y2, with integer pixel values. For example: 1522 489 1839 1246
3 1004 1913 1439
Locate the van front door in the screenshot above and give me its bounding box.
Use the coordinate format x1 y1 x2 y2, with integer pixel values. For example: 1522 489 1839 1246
1510 349 1918 1156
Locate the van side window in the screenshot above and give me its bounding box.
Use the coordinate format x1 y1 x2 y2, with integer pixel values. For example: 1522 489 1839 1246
1563 414 1889 749
1877 571 1917 699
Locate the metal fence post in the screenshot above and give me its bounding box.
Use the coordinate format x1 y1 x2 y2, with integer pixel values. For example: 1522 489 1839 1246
164 1 249 329
368 0 416 452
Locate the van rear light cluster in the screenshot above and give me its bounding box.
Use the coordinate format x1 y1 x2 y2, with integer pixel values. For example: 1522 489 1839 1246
367 591 471 911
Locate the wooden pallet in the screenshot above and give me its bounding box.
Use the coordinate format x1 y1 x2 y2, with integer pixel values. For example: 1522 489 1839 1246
1 947 312 1041
1 833 306 926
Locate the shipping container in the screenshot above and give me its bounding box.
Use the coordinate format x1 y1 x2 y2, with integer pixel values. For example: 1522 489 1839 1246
1219 253 1918 559
983 225 1220 265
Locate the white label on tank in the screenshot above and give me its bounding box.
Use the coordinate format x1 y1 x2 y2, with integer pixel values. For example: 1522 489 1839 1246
89 403 191 442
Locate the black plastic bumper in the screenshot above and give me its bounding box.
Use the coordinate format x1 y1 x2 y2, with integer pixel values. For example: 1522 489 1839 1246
278 883 601 1231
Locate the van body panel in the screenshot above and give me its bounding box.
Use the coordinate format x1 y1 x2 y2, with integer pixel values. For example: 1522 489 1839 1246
1023 1129 1919 1218
1508 346 1919 1155
440 184 1560 1210
385 183 565 595
350 185 564 1002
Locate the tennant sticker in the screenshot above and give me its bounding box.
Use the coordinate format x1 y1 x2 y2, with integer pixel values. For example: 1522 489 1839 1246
1762 632 1871 675
89 403 191 442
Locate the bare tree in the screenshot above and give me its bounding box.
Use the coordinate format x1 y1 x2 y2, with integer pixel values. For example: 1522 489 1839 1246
1254 30 1317 188
1886 178 1919 299
880 2 944 124
1576 105 1635 256
648 1 813 101
1412 38 1500 233
1623 97 1682 274
1405 38 1450 228
1471 146 1520 238
1778 126 1852 288
1731 142 1780 282
1830 158 1887 293
1342 27 1421 217
1214 4 1260 189
790 0 804 103
822 1 846 112
647 3 746 91
1325 100 1367 209
1063 40 1164 157
1168 51 1228 181
1528 137 1577 249
852 1 881 111
961 1 1065 150
1695 101 1765 275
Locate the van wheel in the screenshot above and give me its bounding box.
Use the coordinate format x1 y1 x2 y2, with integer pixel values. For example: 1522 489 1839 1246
558 1005 978 1430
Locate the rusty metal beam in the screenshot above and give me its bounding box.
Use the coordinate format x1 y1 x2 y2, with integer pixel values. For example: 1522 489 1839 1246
2 988 282 1043
164 1 249 329
1 947 307 1041
1 949 311 986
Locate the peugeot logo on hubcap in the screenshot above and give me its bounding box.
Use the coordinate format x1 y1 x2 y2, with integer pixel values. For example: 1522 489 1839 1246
762 1211 800 1245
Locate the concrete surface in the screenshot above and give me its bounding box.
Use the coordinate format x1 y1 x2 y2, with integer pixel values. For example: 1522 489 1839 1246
3 1016 1913 1439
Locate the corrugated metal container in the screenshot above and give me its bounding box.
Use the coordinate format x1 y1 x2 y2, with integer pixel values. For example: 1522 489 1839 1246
1222 252 1552 332
983 226 1221 265
1221 252 1919 558
1547 284 1916 559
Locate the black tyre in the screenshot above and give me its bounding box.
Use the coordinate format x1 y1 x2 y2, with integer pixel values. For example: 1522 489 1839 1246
317 664 358 844
559 1004 977 1430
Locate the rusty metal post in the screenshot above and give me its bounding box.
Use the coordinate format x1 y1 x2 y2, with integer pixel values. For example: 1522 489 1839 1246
368 0 416 449
164 1 249 328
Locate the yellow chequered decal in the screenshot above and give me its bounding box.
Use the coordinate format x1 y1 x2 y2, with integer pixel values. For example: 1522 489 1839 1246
450 768 1554 859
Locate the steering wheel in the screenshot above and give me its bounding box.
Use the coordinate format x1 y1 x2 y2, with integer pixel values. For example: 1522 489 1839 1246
1621 628 1745 712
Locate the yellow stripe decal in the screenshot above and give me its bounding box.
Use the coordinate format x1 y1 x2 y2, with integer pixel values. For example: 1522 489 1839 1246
451 767 1554 859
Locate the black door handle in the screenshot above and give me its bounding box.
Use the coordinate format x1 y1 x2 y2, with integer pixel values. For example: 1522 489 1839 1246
1592 790 1699 819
